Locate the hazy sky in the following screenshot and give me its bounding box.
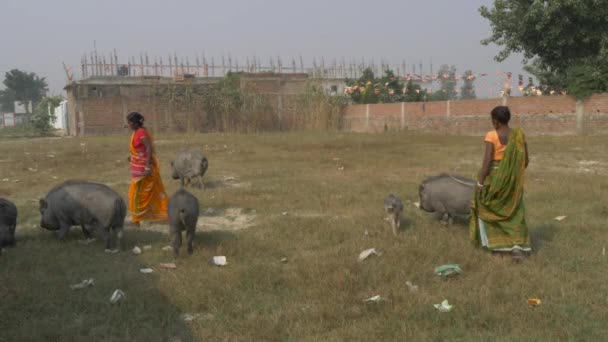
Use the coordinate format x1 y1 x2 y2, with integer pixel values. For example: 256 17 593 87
0 0 529 98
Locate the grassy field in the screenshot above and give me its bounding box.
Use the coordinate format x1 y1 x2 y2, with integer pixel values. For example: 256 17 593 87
1 130 608 341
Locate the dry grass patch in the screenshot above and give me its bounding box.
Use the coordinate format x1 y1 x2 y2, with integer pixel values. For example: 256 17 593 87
1 131 608 341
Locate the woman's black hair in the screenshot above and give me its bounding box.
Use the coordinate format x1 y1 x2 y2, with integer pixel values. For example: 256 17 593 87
127 112 145 126
491 106 511 124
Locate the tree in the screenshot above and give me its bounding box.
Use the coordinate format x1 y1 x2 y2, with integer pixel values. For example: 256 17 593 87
345 68 379 104
31 96 62 133
431 65 458 101
0 69 48 112
460 70 477 100
403 80 427 102
480 0 608 98
345 68 413 104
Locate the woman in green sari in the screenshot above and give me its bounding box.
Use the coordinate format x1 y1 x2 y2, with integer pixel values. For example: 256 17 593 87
469 106 531 261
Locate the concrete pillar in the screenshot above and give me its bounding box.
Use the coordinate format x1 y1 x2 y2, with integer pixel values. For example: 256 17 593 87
576 99 584 135
400 102 405 130
365 104 370 131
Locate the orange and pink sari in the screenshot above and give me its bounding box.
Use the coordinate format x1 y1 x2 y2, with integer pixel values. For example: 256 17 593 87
128 128 168 223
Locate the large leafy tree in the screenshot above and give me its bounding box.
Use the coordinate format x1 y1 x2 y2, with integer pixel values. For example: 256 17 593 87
480 0 608 98
0 69 48 112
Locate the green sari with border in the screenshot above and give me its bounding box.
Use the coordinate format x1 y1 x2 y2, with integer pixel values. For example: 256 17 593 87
469 128 531 251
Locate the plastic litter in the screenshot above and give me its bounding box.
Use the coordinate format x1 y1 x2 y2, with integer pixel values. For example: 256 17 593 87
212 256 227 266
132 246 142 255
159 263 177 269
434 300 453 312
406 281 419 293
110 289 126 304
69 278 95 290
162 246 173 251
280 257 288 263
434 264 462 278
554 215 567 221
528 298 541 306
358 248 381 262
413 202 421 208
281 211 289 216
139 268 154 274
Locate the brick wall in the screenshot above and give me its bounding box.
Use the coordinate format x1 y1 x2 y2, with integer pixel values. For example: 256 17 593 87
66 74 310 135
343 94 608 135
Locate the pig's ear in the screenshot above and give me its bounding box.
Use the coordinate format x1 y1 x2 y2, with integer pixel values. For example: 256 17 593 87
39 198 47 209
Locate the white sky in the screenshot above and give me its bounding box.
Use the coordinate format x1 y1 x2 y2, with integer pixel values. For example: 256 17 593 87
0 0 530 98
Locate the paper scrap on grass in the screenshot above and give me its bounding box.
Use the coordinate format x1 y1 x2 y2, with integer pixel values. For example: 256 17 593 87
70 278 95 290
364 295 385 303
160 263 177 269
212 256 227 266
139 268 154 274
132 246 142 255
434 300 453 312
181 313 214 322
434 264 462 278
358 248 381 262
110 289 126 304
413 202 420 208
554 215 567 221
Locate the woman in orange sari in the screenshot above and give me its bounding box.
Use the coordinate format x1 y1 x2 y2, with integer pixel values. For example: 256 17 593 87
126 112 168 226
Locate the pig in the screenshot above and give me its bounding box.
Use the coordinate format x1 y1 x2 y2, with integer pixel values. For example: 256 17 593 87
418 174 474 226
168 188 200 256
384 194 403 235
39 181 127 250
171 150 209 189
0 198 17 254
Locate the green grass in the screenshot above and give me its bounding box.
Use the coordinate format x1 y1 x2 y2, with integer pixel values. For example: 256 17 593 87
1 131 608 341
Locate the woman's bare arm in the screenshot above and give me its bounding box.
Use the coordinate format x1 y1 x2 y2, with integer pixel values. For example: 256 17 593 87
478 142 494 184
